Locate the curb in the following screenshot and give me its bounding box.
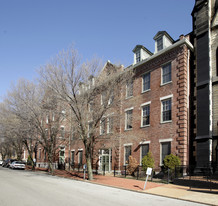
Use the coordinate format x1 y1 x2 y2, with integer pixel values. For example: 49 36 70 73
24 169 215 206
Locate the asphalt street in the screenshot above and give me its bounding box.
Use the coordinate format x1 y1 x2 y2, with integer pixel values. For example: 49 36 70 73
0 167 207 206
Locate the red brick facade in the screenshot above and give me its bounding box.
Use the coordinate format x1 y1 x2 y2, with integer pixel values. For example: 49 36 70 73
33 33 193 173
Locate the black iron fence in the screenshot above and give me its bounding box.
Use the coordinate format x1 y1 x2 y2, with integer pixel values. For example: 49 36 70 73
113 164 218 190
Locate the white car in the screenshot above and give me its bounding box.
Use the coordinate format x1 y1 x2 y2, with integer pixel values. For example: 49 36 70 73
0 160 3 166
10 161 25 170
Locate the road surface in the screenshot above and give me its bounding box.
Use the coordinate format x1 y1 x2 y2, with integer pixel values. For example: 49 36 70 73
0 167 206 206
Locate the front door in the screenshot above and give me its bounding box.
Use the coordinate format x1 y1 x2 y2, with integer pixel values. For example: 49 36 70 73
99 149 111 172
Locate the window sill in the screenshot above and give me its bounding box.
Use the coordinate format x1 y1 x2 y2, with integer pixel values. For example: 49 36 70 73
141 89 151 94
161 120 172 124
124 129 132 131
160 81 172 87
140 125 150 128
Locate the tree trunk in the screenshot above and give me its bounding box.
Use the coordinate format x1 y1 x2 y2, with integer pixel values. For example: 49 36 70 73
86 155 93 180
48 155 54 175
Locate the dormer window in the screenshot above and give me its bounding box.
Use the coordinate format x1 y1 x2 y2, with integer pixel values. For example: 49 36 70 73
153 31 174 54
136 50 141 63
132 45 153 65
157 37 163 51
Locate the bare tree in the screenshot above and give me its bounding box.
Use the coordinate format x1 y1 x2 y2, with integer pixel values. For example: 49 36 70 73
39 46 133 180
5 79 68 174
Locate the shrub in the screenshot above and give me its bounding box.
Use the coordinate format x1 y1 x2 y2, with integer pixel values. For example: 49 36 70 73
127 156 138 176
142 151 155 171
27 155 33 166
163 154 181 171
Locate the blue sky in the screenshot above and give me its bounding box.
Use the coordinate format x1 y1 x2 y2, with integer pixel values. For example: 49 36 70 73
0 0 195 101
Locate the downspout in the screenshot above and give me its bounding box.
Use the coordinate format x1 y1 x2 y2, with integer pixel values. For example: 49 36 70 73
208 0 213 164
187 48 190 166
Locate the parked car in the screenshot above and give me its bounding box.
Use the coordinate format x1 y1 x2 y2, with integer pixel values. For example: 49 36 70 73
10 161 25 170
2 159 17 168
2 159 10 167
0 160 3 166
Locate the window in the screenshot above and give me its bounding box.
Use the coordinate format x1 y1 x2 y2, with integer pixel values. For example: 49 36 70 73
39 149 41 160
60 127 65 138
100 118 106 135
142 73 150 92
61 110 66 121
46 114 49 124
141 144 149 163
161 142 171 164
101 92 106 105
157 37 163 51
107 117 113 133
126 80 133 98
136 50 141 63
78 150 83 166
124 145 131 165
162 98 172 122
108 92 114 105
141 104 150 126
88 122 93 137
44 150 46 161
71 151 75 165
162 63 171 84
125 109 133 130
89 101 93 112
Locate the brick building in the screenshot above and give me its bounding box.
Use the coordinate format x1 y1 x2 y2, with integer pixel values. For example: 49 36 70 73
62 32 194 173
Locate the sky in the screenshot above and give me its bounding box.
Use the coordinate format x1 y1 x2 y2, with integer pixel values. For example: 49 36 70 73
0 0 195 101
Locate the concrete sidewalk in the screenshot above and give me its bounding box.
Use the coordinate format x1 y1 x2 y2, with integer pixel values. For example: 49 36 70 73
90 175 218 206
36 168 218 205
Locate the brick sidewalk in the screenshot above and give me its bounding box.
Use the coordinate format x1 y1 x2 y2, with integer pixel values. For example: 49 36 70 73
29 168 218 205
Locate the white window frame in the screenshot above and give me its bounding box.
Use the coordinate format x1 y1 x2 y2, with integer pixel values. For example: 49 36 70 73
160 95 173 123
136 50 141 63
124 143 132 165
126 80 133 98
140 141 150 165
60 126 65 138
125 107 134 130
142 72 151 93
100 117 106 135
157 36 163 51
107 116 113 134
159 138 172 166
141 101 151 127
78 149 83 165
161 62 172 85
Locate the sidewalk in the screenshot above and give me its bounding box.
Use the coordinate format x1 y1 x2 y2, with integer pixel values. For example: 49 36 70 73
40 169 218 205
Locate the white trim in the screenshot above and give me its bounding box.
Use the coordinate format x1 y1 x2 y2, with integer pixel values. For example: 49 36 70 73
124 107 134 112
159 140 171 166
132 38 194 69
140 143 150 165
160 95 173 123
141 72 151 93
161 62 172 86
123 143 133 146
78 148 83 151
140 101 151 107
124 144 132 165
140 140 151 145
159 138 173 143
141 102 151 127
160 94 173 101
71 149 75 152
